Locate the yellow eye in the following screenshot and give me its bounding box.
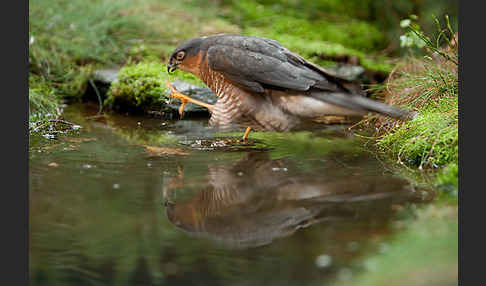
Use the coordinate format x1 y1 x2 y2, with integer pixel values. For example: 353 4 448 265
176 51 185 60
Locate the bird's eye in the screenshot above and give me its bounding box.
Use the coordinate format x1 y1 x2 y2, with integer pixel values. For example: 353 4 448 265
176 51 185 60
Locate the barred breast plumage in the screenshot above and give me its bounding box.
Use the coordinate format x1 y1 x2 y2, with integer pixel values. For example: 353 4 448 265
199 56 299 131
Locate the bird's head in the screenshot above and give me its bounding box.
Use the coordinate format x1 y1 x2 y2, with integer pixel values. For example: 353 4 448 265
168 37 206 75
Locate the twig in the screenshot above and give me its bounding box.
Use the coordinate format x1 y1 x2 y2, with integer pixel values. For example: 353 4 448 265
89 79 103 115
85 114 107 120
48 119 75 125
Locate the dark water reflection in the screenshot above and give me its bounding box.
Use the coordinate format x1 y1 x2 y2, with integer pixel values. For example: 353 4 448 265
29 103 432 286
163 152 418 250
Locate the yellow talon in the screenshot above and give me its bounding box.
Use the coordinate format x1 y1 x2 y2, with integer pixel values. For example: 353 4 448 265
242 126 252 141
178 100 187 116
165 79 214 115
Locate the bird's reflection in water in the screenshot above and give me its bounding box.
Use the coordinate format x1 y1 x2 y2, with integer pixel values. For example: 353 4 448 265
163 152 428 249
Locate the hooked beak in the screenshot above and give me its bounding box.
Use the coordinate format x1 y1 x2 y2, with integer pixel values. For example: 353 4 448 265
168 63 178 74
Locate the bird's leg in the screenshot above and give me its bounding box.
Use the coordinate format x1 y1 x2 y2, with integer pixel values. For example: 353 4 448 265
242 126 252 141
165 80 214 116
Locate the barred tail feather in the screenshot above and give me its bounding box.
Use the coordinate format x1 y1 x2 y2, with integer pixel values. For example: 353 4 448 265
311 92 411 119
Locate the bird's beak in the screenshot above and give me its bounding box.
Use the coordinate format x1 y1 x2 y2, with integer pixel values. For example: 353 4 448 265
168 63 178 74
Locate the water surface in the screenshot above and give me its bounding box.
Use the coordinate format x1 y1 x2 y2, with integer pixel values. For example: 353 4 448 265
29 103 432 286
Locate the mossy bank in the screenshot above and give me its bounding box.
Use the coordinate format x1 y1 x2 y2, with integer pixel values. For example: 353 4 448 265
366 17 458 193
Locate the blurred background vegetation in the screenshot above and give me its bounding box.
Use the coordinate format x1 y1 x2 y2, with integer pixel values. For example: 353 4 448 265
29 0 458 124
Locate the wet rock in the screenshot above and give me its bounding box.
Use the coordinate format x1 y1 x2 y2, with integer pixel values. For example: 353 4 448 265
326 64 365 81
93 68 120 84
84 68 121 102
326 64 388 86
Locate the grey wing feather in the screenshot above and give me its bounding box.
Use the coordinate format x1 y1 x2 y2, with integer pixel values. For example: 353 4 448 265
223 73 265 93
204 35 409 119
206 37 342 94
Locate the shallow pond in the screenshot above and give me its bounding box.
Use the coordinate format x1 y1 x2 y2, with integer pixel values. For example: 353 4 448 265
29 103 433 286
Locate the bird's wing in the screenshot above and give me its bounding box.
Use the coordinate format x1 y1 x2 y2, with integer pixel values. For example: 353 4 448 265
206 37 346 94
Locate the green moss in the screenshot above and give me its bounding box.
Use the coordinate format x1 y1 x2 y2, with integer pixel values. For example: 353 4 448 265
105 61 205 112
377 96 458 169
29 75 59 123
105 62 168 111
